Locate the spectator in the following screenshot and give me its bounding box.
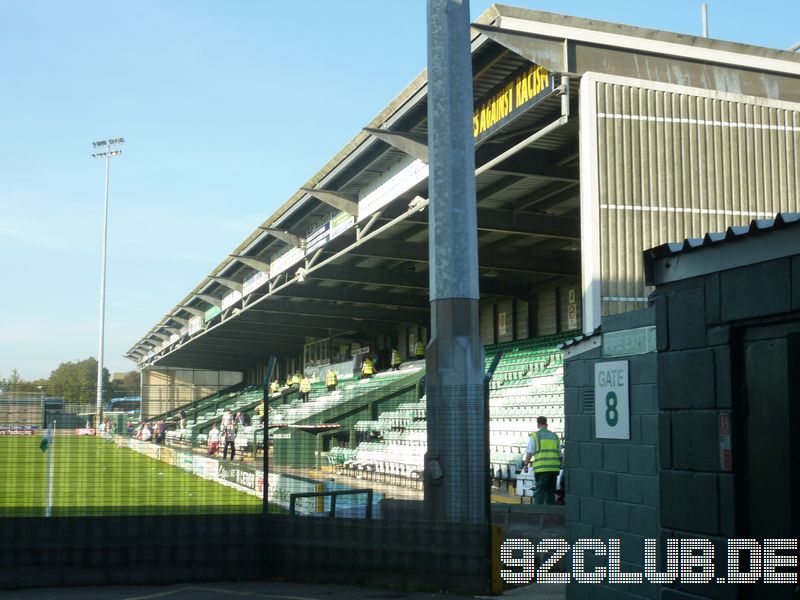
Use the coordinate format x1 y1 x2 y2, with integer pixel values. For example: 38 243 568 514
179 411 187 430
141 423 153 442
222 421 237 460
221 408 233 428
208 423 220 456
155 420 166 444
236 411 247 427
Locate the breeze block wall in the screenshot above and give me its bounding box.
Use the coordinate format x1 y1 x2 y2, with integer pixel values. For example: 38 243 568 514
564 308 660 600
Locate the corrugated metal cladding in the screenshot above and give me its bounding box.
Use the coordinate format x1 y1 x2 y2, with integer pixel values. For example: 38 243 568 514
479 303 495 345
496 298 514 343
515 299 528 340
537 290 558 335
594 80 800 317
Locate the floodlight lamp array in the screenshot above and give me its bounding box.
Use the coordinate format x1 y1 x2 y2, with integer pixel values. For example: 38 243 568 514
92 150 123 159
93 137 125 148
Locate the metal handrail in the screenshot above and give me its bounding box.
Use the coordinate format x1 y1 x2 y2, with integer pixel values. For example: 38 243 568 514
289 488 374 518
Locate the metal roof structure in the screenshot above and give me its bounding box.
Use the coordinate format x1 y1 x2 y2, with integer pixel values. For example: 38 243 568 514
127 4 800 372
644 212 800 285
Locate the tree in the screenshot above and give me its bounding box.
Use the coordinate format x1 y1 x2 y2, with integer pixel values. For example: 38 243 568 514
8 369 23 386
108 370 140 398
47 357 110 404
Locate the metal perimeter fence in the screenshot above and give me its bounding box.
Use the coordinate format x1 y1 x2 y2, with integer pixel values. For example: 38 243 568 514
0 375 497 594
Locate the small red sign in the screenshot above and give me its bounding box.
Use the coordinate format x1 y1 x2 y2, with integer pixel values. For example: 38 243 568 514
719 413 732 471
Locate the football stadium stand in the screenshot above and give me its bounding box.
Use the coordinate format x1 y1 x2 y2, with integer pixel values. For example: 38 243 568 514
332 333 574 490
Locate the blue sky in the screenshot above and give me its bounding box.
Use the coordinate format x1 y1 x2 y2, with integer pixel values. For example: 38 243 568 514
1 0 798 381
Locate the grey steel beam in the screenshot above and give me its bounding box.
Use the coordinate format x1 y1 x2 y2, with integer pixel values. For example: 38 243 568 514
487 151 579 182
425 0 487 526
179 305 206 318
339 237 578 275
245 297 428 325
471 23 565 73
222 322 350 340
481 248 580 276
377 205 580 239
313 262 530 298
477 174 525 201
240 305 402 331
230 254 271 274
300 187 359 216
336 238 429 263
477 207 579 239
194 336 301 350
195 294 222 308
362 127 429 163
209 277 243 293
312 264 428 289
259 227 305 249
271 283 429 310
472 21 800 102
149 342 295 359
167 316 189 326
516 182 580 212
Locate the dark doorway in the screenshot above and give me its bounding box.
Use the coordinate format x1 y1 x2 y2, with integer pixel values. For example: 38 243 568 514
736 322 800 599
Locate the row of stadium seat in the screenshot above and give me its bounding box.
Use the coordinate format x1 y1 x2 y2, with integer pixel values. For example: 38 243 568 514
329 335 571 490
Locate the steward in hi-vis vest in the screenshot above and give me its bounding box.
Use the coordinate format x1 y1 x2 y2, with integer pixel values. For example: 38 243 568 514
391 349 402 370
414 340 425 359
325 369 338 391
361 356 375 378
529 429 561 473
299 376 311 402
522 416 562 505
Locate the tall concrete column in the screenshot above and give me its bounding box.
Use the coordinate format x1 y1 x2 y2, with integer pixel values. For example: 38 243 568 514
424 0 487 525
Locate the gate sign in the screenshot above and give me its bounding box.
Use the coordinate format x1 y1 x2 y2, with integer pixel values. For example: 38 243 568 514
594 361 630 439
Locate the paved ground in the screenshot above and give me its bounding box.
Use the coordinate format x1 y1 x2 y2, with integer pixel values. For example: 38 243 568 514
0 581 566 600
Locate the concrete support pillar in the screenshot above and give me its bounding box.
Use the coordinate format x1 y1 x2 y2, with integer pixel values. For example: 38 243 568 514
424 0 487 525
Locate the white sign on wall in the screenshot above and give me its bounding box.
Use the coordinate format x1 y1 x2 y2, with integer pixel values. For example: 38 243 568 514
594 360 629 439
567 288 578 330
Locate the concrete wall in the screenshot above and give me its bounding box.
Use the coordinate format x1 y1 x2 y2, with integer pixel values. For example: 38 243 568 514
650 255 800 600
564 309 660 600
142 368 243 419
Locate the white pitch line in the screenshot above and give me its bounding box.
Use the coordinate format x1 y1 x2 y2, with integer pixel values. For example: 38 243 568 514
122 585 319 600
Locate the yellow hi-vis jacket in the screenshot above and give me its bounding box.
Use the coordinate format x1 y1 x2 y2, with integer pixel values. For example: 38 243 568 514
361 357 375 376
415 340 425 358
270 381 280 394
299 377 311 393
290 374 300 386
325 370 338 387
391 349 402 367
530 429 561 473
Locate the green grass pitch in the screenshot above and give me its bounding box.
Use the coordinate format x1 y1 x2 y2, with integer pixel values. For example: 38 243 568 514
0 435 263 517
